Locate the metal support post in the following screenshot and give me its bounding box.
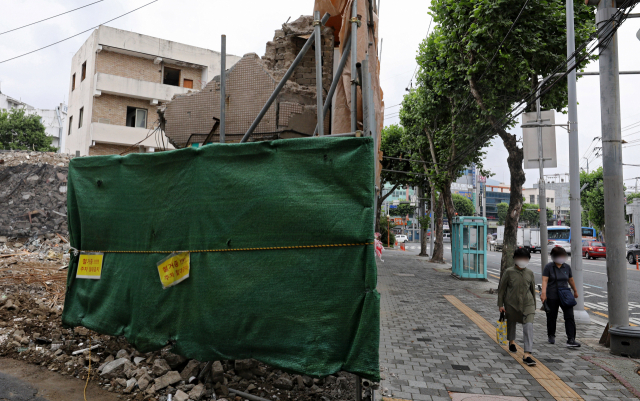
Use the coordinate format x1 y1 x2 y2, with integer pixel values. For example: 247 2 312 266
241 13 330 143
482 183 486 218
597 0 628 328
567 0 589 324
475 166 480 216
313 36 351 136
355 377 362 401
220 35 226 143
536 84 549 274
314 11 325 136
350 0 359 132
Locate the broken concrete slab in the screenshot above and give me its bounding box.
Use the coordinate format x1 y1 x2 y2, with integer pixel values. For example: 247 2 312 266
154 371 181 391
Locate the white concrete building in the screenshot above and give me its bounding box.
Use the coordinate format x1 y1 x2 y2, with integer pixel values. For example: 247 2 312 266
64 26 241 156
0 91 34 112
522 187 556 212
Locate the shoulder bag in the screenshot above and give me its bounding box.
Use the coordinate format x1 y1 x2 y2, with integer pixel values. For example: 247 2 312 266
552 264 577 307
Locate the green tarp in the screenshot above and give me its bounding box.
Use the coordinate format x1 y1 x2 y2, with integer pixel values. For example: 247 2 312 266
62 137 380 381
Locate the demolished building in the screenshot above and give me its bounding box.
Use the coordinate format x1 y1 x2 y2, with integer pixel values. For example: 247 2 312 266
160 16 336 146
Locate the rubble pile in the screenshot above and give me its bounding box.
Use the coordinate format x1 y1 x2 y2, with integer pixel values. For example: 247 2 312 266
0 151 71 238
0 292 359 401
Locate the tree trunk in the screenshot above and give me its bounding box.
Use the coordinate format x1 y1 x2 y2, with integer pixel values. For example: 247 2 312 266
430 192 445 263
442 182 457 227
468 76 525 275
419 185 429 257
376 183 401 233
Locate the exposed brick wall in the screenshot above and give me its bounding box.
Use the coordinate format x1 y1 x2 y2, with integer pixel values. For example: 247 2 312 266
89 143 138 156
96 51 204 88
92 93 160 129
96 50 161 83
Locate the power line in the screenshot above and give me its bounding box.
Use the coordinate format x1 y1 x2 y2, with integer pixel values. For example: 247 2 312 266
0 0 105 36
406 16 433 90
0 0 159 64
443 1 636 170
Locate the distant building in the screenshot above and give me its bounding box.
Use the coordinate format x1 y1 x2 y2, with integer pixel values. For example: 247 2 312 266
64 26 241 156
534 177 570 223
485 183 511 227
0 91 34 111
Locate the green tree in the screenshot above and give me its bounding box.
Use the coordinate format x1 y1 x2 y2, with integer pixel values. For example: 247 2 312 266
497 203 509 226
0 109 57 152
520 204 554 227
452 194 475 217
379 125 418 231
580 167 605 239
628 193 640 204
390 203 414 217
426 0 595 273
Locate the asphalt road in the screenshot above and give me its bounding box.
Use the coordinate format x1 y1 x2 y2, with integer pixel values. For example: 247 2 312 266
399 241 640 325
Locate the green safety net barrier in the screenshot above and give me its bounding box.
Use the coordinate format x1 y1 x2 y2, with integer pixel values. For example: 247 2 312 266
62 137 380 381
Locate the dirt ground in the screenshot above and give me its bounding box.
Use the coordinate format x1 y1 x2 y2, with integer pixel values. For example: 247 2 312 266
0 357 121 401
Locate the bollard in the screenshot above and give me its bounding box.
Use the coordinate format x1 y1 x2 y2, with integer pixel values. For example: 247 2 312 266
636 258 639 271
401 242 406 251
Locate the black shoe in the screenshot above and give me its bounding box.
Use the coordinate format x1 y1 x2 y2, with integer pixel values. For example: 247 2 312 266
566 339 581 348
509 344 517 352
548 336 555 344
523 356 537 366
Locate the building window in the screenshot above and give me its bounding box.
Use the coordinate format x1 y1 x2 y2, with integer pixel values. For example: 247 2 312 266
126 107 147 128
72 74 76 91
163 67 180 86
68 116 73 135
550 198 554 203
530 195 535 203
183 79 193 89
78 107 84 128
81 62 87 81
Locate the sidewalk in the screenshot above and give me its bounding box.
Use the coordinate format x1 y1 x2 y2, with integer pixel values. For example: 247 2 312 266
377 249 639 401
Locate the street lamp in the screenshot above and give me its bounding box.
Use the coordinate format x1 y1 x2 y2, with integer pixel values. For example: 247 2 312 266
386 215 391 248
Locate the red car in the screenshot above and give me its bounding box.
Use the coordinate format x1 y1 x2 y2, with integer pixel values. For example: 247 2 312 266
582 240 606 259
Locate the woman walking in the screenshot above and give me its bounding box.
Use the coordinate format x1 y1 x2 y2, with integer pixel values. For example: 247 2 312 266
541 247 581 347
498 248 537 366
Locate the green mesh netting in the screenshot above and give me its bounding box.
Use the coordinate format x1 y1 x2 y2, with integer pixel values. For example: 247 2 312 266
61 137 380 381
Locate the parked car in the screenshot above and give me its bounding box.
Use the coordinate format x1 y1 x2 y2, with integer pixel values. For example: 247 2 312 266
627 244 640 265
548 240 571 255
582 240 606 259
396 234 408 243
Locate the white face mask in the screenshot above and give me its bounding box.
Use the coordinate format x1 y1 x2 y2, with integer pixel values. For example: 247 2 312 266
515 259 530 268
554 257 567 265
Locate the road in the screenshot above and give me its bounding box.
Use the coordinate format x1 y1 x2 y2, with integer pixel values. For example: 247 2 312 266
399 241 640 325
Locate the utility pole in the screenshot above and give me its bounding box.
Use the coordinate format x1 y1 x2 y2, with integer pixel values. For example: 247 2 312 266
535 84 549 275
475 166 481 216
597 0 629 328
583 157 589 174
567 0 589 324
482 183 487 218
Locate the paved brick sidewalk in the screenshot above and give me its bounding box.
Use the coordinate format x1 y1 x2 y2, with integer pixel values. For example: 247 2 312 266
377 250 638 401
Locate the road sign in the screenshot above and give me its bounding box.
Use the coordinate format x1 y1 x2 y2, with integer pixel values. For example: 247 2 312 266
522 110 558 169
389 205 398 209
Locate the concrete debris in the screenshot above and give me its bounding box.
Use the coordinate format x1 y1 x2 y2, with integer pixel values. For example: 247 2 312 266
155 371 182 391
0 151 71 238
153 359 171 376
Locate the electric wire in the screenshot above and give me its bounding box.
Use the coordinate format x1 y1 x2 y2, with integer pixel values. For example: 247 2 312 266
0 0 159 64
0 0 105 36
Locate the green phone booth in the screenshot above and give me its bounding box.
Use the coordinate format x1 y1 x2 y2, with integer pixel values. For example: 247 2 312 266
451 216 488 280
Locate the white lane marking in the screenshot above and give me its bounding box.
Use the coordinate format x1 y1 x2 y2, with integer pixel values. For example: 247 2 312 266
584 269 607 275
584 291 607 298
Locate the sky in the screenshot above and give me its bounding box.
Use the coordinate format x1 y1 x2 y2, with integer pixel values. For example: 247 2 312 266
0 0 638 188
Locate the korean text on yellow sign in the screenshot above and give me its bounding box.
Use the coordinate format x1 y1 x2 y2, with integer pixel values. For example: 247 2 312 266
76 252 104 280
157 252 190 289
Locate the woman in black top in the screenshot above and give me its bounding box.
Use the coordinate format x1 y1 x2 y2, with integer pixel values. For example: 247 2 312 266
541 247 581 347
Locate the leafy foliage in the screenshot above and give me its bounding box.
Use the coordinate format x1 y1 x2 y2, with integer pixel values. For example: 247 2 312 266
497 203 509 226
0 109 57 152
452 194 475 217
390 203 414 217
520 204 554 227
379 215 396 247
580 167 605 234
627 192 640 205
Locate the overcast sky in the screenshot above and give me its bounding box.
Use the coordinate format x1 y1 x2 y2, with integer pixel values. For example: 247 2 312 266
0 0 638 188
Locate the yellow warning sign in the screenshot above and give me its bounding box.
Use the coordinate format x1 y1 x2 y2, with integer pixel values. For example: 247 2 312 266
76 253 104 280
157 252 190 289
